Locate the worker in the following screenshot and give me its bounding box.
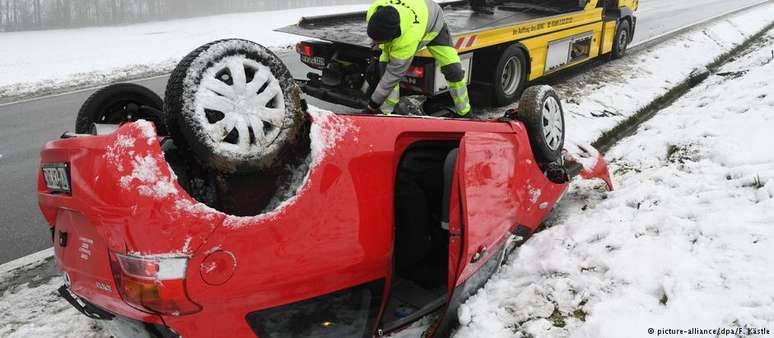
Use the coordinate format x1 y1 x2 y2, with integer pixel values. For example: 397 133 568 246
365 0 471 117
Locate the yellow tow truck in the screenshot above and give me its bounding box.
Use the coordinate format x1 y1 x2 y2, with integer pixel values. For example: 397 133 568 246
277 0 639 109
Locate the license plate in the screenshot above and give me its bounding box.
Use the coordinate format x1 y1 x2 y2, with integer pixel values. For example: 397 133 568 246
300 54 327 68
43 164 71 193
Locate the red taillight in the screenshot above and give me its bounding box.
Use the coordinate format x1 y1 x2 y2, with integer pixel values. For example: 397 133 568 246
408 66 425 78
296 42 314 57
110 252 202 316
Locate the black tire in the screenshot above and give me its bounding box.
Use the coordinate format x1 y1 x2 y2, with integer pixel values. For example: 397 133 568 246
517 85 565 163
611 19 631 60
164 39 307 174
493 44 529 106
75 83 165 135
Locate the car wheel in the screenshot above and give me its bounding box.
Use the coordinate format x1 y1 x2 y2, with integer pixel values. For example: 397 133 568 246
517 85 565 163
493 44 528 106
75 83 165 135
165 39 307 174
611 19 631 60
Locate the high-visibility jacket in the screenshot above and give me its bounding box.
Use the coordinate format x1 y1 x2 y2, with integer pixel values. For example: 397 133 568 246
367 0 445 105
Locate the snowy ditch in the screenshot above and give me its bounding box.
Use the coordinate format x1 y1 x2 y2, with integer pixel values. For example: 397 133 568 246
1 4 774 337
454 27 774 338
481 3 774 151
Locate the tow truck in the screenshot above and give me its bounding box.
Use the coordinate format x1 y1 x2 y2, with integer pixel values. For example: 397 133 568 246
278 0 638 110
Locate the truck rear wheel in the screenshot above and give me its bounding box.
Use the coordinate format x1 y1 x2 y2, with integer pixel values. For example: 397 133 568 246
611 19 631 59
517 85 565 163
493 45 528 106
164 39 308 174
75 83 165 135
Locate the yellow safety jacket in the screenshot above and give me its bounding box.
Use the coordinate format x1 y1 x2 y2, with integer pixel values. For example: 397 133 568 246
366 0 444 105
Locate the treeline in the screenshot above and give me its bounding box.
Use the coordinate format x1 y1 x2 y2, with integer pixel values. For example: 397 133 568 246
0 0 369 32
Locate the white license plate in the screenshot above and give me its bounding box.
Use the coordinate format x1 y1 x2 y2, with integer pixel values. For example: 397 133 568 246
43 164 71 193
300 54 327 67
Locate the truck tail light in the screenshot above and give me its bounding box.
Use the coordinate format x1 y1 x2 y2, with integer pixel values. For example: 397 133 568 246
408 65 425 78
296 42 314 57
110 252 202 316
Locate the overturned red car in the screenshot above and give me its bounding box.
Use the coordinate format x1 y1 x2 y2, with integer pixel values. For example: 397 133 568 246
38 39 611 338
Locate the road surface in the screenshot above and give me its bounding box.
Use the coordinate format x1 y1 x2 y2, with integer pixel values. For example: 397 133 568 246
0 0 769 264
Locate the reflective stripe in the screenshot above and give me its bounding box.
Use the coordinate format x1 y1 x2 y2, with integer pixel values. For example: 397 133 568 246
380 85 400 115
448 80 466 90
451 92 467 104
422 31 439 42
371 58 412 105
448 80 470 116
452 94 469 109
456 103 472 116
380 102 396 115
379 47 390 63
427 45 461 68
386 85 400 101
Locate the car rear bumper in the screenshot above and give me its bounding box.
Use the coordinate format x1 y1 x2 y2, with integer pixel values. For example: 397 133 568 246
58 284 180 338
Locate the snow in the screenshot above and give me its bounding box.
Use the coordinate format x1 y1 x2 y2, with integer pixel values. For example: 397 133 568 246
529 185 543 204
482 4 774 149
0 279 108 338
563 141 601 172
106 107 357 230
308 106 360 167
114 134 136 148
105 121 176 199
2 4 774 338
454 29 774 338
118 154 178 199
135 120 157 145
183 42 289 163
0 4 368 100
222 108 358 229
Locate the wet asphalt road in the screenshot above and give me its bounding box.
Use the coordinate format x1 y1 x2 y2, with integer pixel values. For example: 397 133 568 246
0 0 769 265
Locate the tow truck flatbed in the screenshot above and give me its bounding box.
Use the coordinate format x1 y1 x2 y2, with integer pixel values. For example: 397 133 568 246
277 0 638 110
275 1 556 48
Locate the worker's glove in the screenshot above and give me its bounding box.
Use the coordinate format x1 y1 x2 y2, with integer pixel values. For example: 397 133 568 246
364 100 380 115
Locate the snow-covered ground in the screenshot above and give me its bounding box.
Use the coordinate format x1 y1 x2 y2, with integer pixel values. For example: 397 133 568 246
1 4 773 338
0 4 367 100
455 29 774 338
483 3 774 145
0 279 107 338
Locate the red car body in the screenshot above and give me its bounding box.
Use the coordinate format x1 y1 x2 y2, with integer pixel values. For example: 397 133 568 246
38 112 611 338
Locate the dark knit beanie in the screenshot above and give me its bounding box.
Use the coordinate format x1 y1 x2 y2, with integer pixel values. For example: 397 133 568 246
368 6 401 42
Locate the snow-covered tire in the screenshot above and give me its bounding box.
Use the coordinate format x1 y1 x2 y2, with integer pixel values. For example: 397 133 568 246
75 83 165 135
611 19 631 60
517 85 565 163
164 39 307 174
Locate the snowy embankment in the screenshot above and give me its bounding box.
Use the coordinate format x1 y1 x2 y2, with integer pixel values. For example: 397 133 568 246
0 4 367 101
483 3 774 146
455 29 774 338
0 278 107 338
1 5 774 338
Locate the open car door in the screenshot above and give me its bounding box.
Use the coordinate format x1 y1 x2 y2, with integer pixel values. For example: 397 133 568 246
429 131 522 337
